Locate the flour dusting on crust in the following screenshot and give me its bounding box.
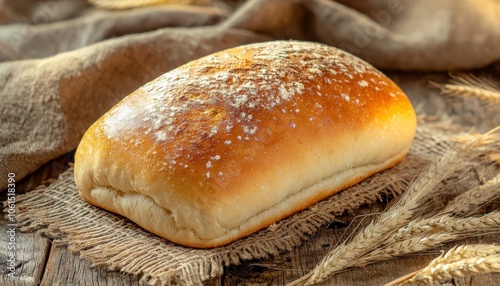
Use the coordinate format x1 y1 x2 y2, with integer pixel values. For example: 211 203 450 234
139 41 386 143
101 41 407 178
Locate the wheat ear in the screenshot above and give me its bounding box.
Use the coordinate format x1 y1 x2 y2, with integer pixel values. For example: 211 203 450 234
342 211 500 270
396 212 500 240
286 147 466 286
385 244 500 285
429 73 500 103
453 125 500 166
442 175 500 215
287 128 499 286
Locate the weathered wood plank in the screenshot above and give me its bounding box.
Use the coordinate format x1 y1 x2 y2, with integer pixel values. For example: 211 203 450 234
0 154 71 285
38 241 224 286
40 241 141 286
0 217 51 286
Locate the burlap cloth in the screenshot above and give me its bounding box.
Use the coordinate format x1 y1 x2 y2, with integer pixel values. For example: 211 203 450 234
1 0 500 285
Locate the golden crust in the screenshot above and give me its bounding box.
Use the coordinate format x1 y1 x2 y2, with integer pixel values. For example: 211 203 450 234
74 40 417 248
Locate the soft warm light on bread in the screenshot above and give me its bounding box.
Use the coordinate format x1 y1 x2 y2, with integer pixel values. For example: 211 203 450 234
74 40 417 248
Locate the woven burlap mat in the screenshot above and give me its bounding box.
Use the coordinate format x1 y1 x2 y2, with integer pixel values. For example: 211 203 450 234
9 123 491 285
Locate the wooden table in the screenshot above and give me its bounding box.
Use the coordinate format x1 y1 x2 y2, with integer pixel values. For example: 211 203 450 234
1 72 499 285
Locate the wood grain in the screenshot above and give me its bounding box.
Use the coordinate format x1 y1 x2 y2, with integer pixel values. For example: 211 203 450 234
0 219 50 286
40 242 140 286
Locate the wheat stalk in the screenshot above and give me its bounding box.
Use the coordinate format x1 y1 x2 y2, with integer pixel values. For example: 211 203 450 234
400 212 500 238
429 73 500 103
453 126 500 146
289 211 500 285
452 126 500 177
355 233 458 265
287 128 500 286
287 148 466 286
413 254 500 283
342 212 500 270
374 211 500 255
442 175 500 215
385 244 500 285
449 73 500 92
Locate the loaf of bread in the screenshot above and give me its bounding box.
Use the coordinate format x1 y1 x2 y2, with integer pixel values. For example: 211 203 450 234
74 41 416 248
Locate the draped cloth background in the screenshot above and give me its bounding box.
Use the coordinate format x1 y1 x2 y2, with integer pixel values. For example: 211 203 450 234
1 0 500 189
